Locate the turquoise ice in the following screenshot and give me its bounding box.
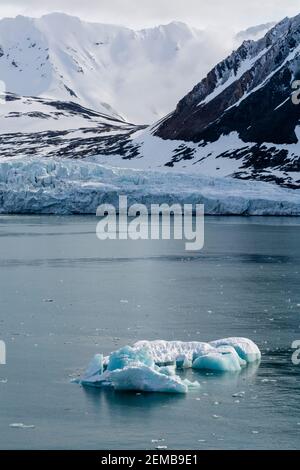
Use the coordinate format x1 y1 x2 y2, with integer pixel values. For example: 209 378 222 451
80 337 261 394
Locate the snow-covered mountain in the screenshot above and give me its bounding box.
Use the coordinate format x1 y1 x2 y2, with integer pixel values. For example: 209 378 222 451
1 12 300 216
234 22 276 44
0 92 143 159
147 14 300 188
0 12 226 124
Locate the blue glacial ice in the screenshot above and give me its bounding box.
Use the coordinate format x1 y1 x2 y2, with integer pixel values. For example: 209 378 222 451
107 346 155 371
1 156 300 215
80 338 261 394
209 337 261 364
192 346 246 372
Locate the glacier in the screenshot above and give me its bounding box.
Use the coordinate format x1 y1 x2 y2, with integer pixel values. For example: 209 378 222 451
1 156 300 215
79 338 261 394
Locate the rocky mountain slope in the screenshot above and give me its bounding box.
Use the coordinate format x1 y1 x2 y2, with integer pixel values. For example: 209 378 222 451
151 15 300 187
0 92 143 159
1 13 300 192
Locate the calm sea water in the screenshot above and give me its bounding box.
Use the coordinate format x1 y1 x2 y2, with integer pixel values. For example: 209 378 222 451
0 215 300 450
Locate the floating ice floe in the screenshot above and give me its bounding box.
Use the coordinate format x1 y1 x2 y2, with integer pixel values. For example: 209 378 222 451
79 338 261 394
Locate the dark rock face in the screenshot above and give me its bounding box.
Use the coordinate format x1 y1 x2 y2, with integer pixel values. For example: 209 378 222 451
155 15 300 147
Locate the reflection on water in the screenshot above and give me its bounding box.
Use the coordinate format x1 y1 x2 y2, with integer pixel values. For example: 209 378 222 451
0 215 299 449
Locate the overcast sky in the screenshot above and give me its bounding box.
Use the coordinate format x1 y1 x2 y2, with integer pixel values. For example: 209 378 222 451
0 0 299 33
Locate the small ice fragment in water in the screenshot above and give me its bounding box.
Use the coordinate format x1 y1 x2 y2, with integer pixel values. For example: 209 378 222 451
156 446 168 450
0 379 8 384
9 423 35 429
232 391 245 398
120 299 128 304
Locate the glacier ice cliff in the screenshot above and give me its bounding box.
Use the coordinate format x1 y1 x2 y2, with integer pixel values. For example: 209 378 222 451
1 156 300 215
79 338 261 394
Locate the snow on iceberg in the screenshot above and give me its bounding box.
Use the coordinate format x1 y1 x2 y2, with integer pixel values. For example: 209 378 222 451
133 338 261 368
80 338 261 394
1 156 300 215
81 346 199 394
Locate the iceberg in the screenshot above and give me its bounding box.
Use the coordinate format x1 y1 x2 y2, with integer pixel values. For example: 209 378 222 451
79 337 261 394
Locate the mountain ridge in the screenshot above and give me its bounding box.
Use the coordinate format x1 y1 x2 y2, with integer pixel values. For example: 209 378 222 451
1 13 300 189
147 13 300 187
0 12 226 123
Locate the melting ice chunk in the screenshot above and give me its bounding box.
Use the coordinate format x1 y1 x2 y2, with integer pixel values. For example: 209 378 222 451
79 337 261 394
